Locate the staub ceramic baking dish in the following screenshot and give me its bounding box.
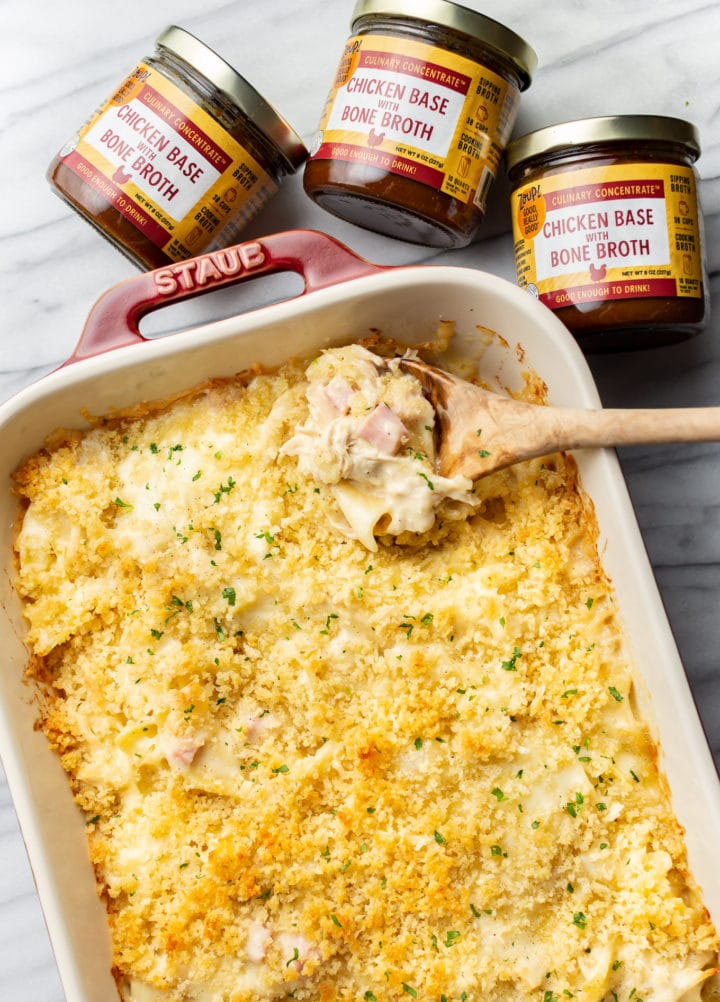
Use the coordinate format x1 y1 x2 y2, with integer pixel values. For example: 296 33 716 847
0 229 718 1000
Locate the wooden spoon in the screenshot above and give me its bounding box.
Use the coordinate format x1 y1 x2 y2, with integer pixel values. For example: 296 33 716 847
397 357 720 480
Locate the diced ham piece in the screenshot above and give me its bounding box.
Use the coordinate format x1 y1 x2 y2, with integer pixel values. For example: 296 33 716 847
358 403 408 455
324 377 354 414
276 932 320 974
246 711 279 743
246 921 272 964
306 379 353 424
306 382 339 424
165 735 204 769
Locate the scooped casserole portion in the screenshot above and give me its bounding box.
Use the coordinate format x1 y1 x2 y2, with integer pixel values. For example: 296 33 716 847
13 343 719 1001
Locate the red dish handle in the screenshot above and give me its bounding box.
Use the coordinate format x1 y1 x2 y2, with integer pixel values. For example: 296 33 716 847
64 229 386 366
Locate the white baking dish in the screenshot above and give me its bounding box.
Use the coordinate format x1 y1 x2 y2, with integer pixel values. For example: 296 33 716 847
0 229 718 1001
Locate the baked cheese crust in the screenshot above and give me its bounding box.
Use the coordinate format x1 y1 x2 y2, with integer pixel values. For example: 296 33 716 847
13 349 719 1001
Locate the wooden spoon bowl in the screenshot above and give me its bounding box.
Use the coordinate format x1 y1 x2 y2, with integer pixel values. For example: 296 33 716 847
398 357 720 481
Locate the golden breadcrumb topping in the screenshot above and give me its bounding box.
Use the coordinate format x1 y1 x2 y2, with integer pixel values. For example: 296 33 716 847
13 349 719 1002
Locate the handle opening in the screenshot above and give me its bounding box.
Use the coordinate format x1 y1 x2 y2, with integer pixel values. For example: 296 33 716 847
139 271 305 339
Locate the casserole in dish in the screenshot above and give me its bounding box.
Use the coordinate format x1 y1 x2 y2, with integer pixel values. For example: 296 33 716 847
1 230 718 1000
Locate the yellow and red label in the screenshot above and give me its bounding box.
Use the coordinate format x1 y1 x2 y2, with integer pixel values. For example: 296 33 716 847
309 34 521 211
510 163 703 309
58 63 277 261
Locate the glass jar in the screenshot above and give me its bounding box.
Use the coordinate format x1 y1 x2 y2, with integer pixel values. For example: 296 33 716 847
47 26 307 270
506 115 707 352
303 0 536 248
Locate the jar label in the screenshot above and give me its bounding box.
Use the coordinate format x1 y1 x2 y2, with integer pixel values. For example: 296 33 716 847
511 163 704 309
308 33 520 211
57 63 278 260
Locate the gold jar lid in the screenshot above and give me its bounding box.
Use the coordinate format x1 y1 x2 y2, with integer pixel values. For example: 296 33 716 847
156 26 307 170
350 0 537 89
506 114 701 172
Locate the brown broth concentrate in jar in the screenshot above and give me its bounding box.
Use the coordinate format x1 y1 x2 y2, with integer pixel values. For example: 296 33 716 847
506 116 708 352
48 27 307 270
303 0 536 248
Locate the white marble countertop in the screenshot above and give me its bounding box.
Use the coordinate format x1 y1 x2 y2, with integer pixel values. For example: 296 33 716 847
1 1 719 998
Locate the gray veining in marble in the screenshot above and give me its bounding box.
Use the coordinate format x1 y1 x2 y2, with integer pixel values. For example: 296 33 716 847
1 1 719 998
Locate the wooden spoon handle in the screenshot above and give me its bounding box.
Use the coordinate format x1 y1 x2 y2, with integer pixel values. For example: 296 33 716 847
546 406 720 453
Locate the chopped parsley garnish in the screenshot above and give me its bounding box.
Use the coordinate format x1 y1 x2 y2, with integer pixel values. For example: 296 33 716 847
501 646 522 671
608 686 624 702
565 792 584 817
222 586 236 606
320 612 338 635
491 787 506 802
572 912 587 929
213 476 236 503
573 743 591 763
165 595 193 625
433 829 447 845
417 471 434 490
